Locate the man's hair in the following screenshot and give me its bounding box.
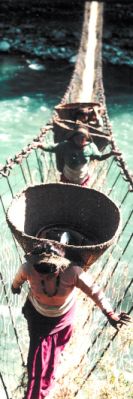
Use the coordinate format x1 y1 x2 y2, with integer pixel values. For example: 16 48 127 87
72 125 91 139
76 107 88 117
33 262 57 274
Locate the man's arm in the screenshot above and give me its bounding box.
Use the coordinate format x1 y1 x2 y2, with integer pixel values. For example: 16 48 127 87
95 150 121 161
11 264 28 294
76 272 131 330
90 143 121 161
33 141 61 153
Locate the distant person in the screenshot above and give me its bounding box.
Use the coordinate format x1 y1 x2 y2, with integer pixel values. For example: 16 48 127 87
34 125 120 186
11 242 131 399
75 104 104 129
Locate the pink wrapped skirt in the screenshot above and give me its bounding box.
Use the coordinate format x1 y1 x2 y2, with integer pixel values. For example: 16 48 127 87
22 299 76 399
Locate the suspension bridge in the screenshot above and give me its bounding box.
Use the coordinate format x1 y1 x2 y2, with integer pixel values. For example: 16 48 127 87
0 2 132 399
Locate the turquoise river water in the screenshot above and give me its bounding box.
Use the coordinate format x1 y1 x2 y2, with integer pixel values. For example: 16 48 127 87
0 55 132 174
0 55 132 399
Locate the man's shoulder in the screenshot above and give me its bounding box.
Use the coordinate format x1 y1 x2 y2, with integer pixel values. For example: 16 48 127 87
21 261 32 274
63 264 84 277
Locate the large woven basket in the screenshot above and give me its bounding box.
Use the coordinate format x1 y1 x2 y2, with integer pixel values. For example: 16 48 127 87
6 183 120 269
54 102 101 120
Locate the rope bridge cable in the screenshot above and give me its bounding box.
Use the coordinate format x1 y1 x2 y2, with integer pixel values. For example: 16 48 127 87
54 250 133 386
57 221 133 381
45 4 132 398
90 210 132 290
0 2 132 399
74 304 133 397
80 232 133 350
93 28 133 191
73 289 133 396
0 372 10 399
0 272 25 366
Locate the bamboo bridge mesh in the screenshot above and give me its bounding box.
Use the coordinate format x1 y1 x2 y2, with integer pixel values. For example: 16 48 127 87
0 3 132 399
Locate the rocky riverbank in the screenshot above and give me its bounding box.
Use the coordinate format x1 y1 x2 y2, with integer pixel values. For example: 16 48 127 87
0 1 133 67
103 2 133 67
0 1 84 64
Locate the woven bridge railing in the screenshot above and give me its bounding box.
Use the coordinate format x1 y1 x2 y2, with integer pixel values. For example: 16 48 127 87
0 3 132 399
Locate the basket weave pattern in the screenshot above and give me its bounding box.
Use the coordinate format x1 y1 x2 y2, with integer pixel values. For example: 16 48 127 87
7 183 120 268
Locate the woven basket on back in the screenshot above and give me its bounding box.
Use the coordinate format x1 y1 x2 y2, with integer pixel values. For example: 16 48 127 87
54 102 101 120
6 183 120 269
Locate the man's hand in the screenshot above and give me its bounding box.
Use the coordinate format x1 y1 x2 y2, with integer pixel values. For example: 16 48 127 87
111 150 121 157
11 284 21 295
32 141 42 149
107 311 131 330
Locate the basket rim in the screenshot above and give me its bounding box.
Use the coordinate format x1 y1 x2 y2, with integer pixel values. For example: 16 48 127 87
6 183 121 251
55 101 101 110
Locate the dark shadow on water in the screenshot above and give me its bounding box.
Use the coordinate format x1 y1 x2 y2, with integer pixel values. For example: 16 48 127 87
0 54 73 101
103 64 133 96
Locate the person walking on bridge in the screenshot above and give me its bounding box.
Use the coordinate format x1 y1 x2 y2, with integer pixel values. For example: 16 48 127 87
75 104 104 130
34 125 120 187
11 242 130 399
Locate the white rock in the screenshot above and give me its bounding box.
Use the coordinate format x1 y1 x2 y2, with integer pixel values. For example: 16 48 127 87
0 40 10 51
